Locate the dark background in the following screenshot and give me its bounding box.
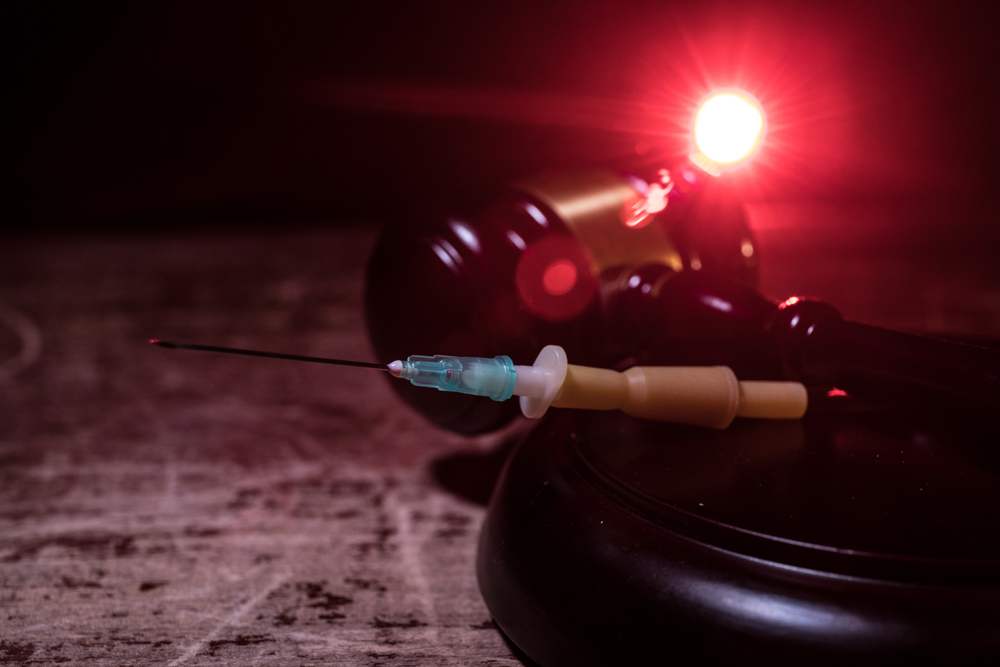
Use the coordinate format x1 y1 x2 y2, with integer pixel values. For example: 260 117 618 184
6 0 1000 232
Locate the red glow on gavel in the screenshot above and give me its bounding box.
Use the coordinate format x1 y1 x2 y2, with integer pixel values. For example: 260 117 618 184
542 259 578 296
514 236 597 322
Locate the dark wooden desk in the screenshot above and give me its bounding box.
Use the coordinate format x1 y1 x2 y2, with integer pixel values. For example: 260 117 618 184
0 226 526 665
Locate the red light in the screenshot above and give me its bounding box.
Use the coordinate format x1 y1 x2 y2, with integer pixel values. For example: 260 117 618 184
694 91 764 165
542 259 578 295
779 296 800 309
622 169 673 229
514 237 597 322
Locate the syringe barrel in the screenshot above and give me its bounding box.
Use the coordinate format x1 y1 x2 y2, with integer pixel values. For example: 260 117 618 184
550 363 807 428
399 355 516 401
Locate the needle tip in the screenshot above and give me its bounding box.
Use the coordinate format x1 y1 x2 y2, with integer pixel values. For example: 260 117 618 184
150 339 173 348
387 360 403 377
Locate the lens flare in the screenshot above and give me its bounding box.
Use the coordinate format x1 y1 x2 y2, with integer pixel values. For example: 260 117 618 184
515 237 597 322
694 92 764 164
542 259 578 295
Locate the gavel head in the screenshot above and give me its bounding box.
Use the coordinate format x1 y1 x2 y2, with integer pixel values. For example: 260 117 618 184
366 93 765 434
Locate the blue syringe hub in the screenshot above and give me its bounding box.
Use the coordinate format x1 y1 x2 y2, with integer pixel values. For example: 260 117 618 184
388 354 517 401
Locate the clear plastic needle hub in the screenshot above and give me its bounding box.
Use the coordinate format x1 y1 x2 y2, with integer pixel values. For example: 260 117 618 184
388 354 518 401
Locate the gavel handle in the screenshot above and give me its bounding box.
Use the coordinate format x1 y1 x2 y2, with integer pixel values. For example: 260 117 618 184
617 267 1000 415
793 316 1000 413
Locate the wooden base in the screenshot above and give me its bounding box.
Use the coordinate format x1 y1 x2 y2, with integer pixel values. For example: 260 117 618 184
478 405 1000 665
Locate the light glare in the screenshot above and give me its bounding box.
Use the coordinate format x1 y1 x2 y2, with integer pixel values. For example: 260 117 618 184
542 259 578 296
695 93 764 164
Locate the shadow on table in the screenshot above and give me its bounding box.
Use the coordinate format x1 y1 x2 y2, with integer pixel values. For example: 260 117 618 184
429 427 529 506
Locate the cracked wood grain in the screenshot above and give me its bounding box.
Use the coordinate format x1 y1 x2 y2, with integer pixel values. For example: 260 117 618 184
0 227 525 666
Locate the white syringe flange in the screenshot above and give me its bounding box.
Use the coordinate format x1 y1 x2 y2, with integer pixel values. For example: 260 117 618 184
514 345 569 419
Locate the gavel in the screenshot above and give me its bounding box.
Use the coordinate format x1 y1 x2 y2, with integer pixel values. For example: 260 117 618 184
365 93 1000 434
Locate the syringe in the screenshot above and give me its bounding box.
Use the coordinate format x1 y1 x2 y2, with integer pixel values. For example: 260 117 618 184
388 345 806 429
152 340 806 429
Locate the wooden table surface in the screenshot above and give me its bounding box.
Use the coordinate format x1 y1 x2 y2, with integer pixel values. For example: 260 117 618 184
2 206 997 665
0 226 530 666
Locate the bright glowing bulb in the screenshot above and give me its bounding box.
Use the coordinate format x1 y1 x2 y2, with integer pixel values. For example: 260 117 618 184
694 92 764 164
